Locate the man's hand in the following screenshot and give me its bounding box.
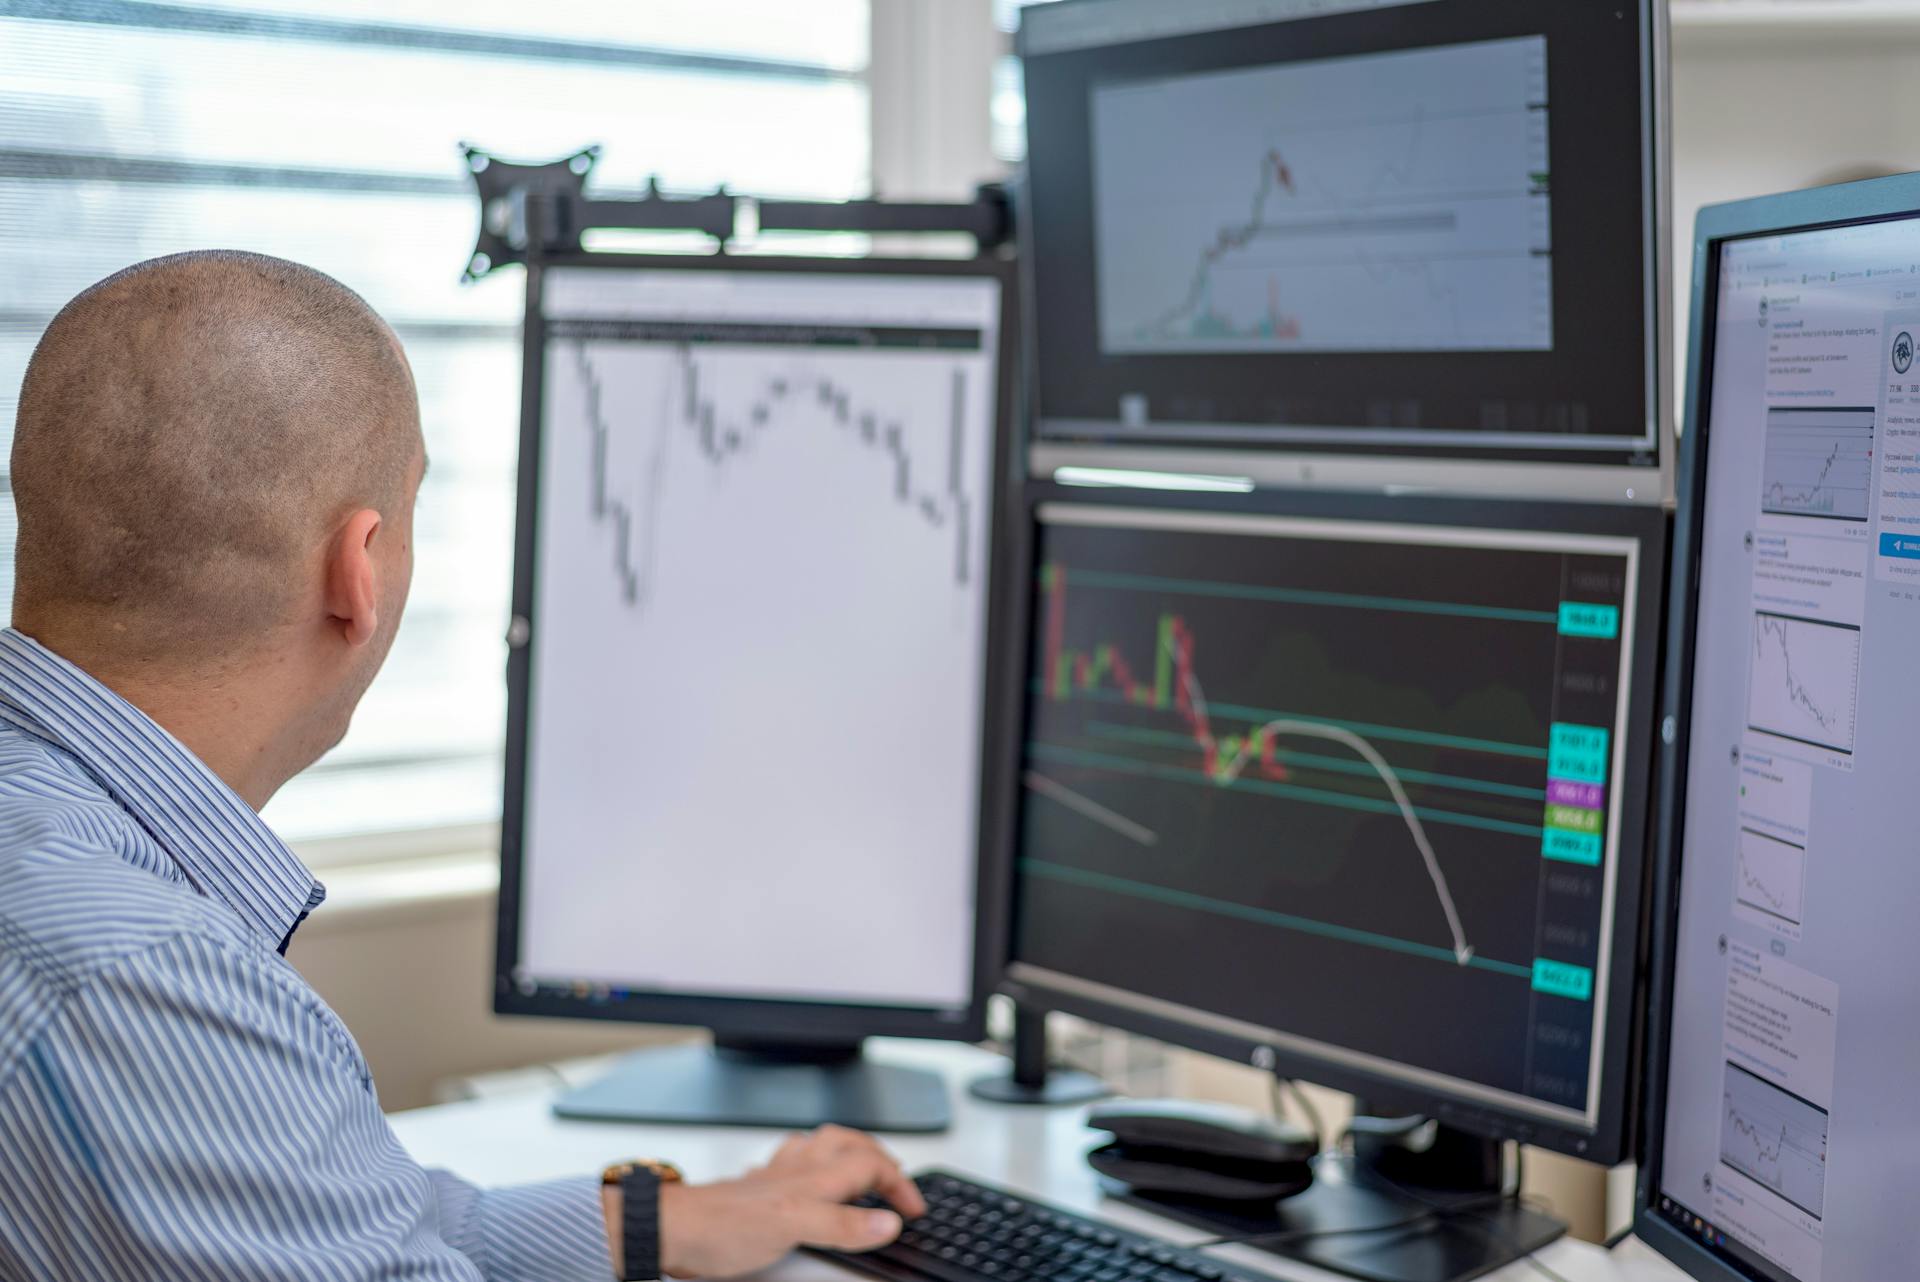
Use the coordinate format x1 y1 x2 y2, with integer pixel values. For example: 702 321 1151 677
657 1125 927 1279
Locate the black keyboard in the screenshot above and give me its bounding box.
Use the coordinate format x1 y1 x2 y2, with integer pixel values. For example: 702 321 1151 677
810 1169 1265 1282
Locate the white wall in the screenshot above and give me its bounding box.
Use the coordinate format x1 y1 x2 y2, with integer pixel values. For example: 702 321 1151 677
287 889 675 1112
1670 14 1920 405
869 0 1000 200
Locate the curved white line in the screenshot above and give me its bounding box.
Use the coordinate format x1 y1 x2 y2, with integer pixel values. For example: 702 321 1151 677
1176 659 1474 965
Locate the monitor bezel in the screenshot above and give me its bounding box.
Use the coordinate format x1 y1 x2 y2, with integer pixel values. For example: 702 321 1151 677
1634 174 1920 1279
1012 0 1674 503
995 480 1668 1166
492 251 1022 1047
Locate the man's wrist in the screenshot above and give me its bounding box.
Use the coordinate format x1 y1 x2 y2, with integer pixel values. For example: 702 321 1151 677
601 1184 625 1278
657 1180 691 1279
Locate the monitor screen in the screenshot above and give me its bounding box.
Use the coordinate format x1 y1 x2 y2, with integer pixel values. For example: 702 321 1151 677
500 262 1004 1020
1651 213 1920 1280
1005 497 1662 1153
1019 0 1660 469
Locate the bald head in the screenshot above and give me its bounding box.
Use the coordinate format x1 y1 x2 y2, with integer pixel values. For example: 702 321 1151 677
13 250 422 661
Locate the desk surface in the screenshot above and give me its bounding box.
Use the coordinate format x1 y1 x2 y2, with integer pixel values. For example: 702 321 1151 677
388 1040 1687 1282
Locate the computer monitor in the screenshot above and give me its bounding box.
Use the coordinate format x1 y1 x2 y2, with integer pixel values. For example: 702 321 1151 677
1638 176 1920 1281
998 483 1665 1275
1017 0 1671 500
493 254 1017 1132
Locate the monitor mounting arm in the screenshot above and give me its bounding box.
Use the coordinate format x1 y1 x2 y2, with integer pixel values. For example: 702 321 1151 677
460 143 1013 281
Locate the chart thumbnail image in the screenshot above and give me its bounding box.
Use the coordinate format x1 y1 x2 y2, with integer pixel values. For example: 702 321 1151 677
1759 407 1874 523
1733 827 1807 930
1720 1061 1829 1221
1746 613 1861 756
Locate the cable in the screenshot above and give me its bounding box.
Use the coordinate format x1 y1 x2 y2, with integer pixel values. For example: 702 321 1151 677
1189 1145 1570 1281
1353 1160 1575 1282
1288 1080 1327 1150
1449 1214 1574 1282
1266 1075 1327 1151
1179 1096 1570 1277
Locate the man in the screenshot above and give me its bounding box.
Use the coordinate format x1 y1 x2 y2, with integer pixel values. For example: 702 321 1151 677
0 251 923 1280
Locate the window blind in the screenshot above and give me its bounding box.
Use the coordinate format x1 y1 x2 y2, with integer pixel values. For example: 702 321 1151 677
0 0 871 855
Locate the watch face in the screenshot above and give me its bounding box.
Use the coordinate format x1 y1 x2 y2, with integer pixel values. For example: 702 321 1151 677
605 1160 683 1186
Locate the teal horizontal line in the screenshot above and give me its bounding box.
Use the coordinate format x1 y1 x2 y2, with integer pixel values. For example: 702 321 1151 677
1083 722 1549 802
1026 743 1545 839
1051 685 1551 762
1021 859 1534 979
1061 568 1561 626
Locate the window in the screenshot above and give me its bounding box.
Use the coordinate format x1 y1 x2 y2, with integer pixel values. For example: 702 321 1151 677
992 0 1060 164
0 0 870 859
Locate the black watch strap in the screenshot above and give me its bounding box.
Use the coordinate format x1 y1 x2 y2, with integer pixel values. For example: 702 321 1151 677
617 1168 664 1281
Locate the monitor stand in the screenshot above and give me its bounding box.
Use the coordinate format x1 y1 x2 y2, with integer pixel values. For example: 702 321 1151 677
1105 1122 1565 1282
968 1004 1109 1106
552 1036 952 1133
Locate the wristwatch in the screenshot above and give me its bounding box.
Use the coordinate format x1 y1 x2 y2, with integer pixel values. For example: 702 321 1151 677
602 1158 684 1281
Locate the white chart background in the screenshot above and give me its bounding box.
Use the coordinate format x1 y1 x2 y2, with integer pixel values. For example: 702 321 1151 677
517 269 1000 1009
1746 613 1861 758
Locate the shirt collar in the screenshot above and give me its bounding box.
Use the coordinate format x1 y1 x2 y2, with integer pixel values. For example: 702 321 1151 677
0 628 324 947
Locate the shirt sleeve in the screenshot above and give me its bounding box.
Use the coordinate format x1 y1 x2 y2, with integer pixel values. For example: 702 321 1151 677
427 1170 617 1281
0 930 614 1282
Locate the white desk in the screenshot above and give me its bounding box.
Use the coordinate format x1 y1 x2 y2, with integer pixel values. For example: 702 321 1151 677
388 1041 1689 1282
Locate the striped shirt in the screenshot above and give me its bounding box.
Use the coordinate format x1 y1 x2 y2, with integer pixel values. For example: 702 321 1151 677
0 629 611 1280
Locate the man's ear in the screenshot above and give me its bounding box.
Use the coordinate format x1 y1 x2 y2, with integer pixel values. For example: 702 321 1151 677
326 508 385 647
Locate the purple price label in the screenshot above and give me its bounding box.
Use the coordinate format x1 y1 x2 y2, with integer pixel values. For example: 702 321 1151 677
1547 779 1605 810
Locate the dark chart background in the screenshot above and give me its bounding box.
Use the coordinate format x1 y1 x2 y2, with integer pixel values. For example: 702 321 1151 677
1012 517 1631 1111
1021 0 1653 463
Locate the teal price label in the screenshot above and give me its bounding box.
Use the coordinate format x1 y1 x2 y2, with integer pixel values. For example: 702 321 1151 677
1531 959 1594 1001
1548 723 1611 784
1542 828 1603 865
1557 602 1621 639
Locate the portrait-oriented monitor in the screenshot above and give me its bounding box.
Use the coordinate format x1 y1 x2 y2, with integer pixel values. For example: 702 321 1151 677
494 255 1016 1132
1017 0 1670 497
1640 176 1920 1282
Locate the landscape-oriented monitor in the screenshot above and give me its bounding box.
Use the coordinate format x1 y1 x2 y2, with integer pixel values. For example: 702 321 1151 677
494 255 1015 1131
1640 177 1920 1282
1017 0 1668 494
1003 486 1665 1165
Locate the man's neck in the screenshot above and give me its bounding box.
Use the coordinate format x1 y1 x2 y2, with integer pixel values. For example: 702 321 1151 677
13 621 308 810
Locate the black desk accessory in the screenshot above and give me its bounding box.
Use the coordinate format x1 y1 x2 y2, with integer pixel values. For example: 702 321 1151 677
1085 1098 1316 1202
1099 1106 1563 1282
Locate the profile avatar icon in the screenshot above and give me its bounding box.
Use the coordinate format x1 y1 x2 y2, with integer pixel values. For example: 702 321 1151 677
1895 329 1915 374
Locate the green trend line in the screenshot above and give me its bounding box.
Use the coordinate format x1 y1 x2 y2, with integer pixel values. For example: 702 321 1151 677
1026 743 1546 838
1063 569 1561 626
1051 684 1550 761
1022 860 1535 979
1083 722 1549 802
